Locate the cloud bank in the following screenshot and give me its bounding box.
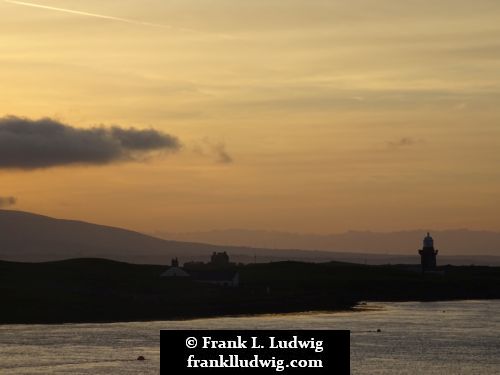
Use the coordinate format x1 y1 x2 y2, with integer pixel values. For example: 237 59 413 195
0 116 180 169
0 196 17 208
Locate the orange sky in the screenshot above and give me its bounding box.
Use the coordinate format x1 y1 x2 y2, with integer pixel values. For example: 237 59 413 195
1 0 500 233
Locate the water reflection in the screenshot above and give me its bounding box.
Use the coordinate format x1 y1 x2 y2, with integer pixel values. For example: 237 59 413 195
0 300 499 374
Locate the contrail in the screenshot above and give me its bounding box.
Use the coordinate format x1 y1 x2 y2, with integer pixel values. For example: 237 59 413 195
3 0 175 29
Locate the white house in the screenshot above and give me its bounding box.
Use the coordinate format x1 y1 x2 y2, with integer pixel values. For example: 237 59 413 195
160 258 190 278
160 267 190 278
160 256 240 287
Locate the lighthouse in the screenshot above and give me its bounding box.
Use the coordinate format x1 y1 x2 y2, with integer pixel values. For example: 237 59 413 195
418 232 438 272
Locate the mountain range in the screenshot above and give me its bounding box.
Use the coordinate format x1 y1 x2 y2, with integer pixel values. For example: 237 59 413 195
1 210 499 266
156 228 500 256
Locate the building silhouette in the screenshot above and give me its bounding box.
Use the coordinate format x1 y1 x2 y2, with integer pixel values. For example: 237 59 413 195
160 257 190 278
418 232 438 272
210 251 230 266
161 253 239 287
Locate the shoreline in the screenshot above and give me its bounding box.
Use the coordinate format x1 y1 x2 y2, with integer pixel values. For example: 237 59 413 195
2 297 500 326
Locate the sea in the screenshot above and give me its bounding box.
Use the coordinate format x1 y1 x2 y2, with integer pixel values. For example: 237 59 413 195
0 300 499 374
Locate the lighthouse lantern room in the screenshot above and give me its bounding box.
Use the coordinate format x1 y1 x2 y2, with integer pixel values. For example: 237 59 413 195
418 232 438 272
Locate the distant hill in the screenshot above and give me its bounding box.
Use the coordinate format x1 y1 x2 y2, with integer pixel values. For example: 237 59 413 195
156 228 500 256
0 210 219 264
1 210 500 266
0 210 379 264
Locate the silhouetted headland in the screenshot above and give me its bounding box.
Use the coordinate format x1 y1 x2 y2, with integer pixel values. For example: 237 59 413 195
1 258 499 324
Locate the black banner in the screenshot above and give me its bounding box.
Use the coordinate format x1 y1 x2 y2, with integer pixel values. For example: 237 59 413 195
161 330 350 374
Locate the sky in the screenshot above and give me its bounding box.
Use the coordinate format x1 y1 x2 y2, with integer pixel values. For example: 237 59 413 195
1 0 500 234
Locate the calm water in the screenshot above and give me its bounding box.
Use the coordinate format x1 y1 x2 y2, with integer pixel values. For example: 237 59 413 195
0 300 499 374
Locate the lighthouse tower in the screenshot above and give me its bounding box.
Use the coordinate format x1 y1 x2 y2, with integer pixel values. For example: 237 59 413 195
418 232 438 272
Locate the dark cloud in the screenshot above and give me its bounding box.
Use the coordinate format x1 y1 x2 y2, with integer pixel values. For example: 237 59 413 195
0 116 181 169
0 196 17 208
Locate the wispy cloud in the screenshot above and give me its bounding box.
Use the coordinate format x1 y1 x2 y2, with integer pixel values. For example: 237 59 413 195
3 0 177 29
212 142 233 164
194 138 234 164
387 137 422 149
2 0 237 39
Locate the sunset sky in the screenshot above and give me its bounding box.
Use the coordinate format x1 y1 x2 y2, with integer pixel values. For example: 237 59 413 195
1 0 500 234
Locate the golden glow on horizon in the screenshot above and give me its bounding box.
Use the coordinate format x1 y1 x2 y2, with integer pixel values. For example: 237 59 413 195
1 0 500 233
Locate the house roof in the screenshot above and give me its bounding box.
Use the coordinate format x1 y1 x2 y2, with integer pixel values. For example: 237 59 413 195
160 266 190 277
